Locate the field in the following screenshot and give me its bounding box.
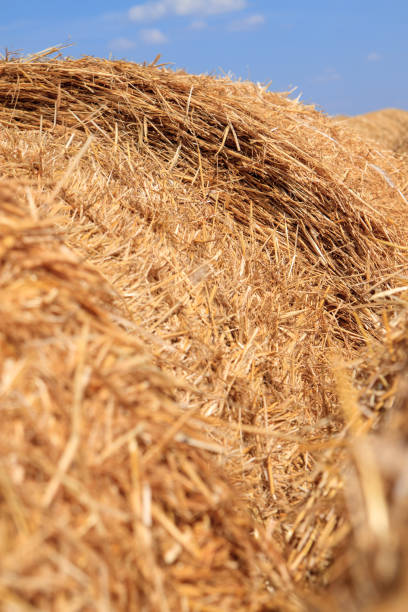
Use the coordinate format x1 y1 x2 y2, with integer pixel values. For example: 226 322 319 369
0 48 408 611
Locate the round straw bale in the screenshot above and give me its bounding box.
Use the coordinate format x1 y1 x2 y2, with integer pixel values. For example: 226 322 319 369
1 50 408 610
0 179 291 611
338 108 408 154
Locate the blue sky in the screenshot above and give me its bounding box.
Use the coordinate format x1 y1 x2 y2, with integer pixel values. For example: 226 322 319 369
1 1 407 115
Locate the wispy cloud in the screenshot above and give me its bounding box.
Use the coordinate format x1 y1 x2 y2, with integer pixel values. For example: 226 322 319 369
228 13 265 31
108 37 137 51
190 19 207 30
140 28 168 44
130 3 167 21
129 0 246 22
314 67 341 83
367 51 381 62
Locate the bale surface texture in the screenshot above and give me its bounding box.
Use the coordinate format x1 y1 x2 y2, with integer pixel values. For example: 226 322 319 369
0 51 408 611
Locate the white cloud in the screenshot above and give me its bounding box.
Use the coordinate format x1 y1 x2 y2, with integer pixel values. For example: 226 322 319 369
108 37 137 50
130 3 167 21
129 0 246 22
367 51 381 62
174 0 246 15
228 13 265 31
140 28 168 43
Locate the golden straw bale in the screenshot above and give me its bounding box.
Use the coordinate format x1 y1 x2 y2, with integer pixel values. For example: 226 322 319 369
338 108 408 154
316 306 408 611
0 179 290 611
0 48 408 610
0 52 406 306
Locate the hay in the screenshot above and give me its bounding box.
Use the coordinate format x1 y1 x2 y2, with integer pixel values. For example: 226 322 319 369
338 108 408 155
1 48 408 610
315 307 408 611
0 178 291 611
0 51 407 315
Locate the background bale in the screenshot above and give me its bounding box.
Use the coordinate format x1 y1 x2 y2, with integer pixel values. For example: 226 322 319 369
337 108 408 155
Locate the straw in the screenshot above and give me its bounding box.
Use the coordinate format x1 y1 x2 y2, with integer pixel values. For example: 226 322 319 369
1 48 408 610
